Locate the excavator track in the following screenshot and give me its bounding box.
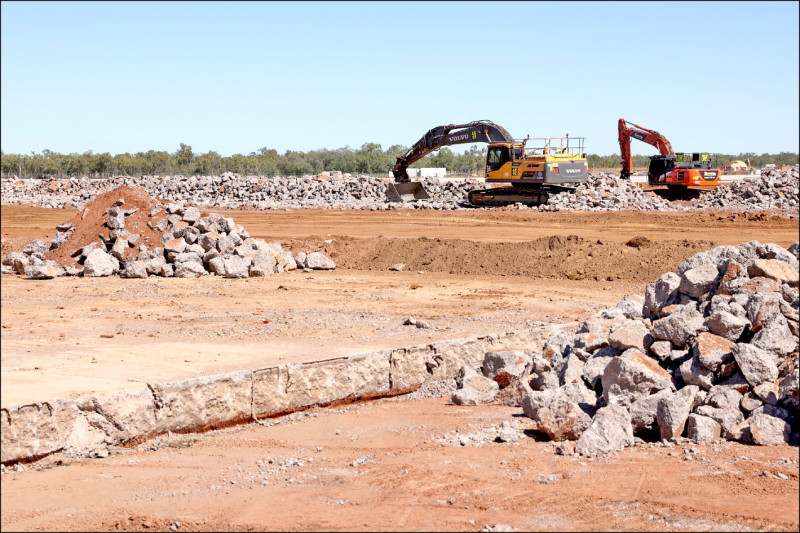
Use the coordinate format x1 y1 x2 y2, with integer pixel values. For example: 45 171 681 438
467 187 552 207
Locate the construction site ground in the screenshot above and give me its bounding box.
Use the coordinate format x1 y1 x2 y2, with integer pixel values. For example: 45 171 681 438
1 204 799 531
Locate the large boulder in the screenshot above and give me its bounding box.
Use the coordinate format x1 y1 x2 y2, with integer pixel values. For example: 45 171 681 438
83 249 118 277
575 404 634 457
24 261 64 279
601 349 674 406
679 263 720 298
451 366 499 405
657 394 691 440
643 272 681 319
731 343 779 387
748 413 791 445
305 251 336 270
482 350 531 387
651 304 707 347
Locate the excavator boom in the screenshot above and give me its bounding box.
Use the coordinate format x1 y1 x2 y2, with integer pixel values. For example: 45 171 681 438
618 119 674 179
392 121 514 182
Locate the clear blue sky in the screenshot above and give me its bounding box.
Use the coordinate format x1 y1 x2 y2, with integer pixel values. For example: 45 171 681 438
2 1 798 157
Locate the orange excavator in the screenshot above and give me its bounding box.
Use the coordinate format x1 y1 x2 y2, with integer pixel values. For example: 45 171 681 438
618 118 721 189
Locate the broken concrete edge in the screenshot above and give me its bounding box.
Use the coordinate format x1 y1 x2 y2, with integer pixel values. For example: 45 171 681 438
0 321 576 465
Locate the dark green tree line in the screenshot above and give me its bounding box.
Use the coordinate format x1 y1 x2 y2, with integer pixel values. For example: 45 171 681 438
1 145 796 179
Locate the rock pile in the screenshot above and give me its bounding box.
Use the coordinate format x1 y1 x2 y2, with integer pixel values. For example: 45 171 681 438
0 173 485 211
539 174 673 212
2 169 798 214
694 167 799 212
2 186 336 279
455 240 799 456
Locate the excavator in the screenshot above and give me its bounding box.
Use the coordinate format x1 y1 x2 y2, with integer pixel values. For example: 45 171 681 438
387 120 589 206
618 118 721 189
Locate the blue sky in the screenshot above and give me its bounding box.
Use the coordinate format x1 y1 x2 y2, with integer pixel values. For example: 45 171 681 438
1 1 798 157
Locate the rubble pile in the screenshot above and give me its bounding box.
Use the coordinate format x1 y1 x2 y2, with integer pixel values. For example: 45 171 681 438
0 173 485 211
453 240 799 456
2 169 798 214
1 186 336 279
539 174 674 212
694 167 799 213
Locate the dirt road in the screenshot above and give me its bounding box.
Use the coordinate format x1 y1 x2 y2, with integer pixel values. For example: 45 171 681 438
2 398 797 532
1 204 798 531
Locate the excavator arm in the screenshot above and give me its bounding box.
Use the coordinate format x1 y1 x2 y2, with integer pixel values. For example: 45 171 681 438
618 118 674 179
392 120 514 182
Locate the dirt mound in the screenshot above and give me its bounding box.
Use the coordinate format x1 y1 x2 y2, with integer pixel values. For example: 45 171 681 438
283 234 718 283
45 186 166 267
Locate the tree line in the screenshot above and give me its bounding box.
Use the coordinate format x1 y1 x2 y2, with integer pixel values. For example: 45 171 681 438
1 144 797 179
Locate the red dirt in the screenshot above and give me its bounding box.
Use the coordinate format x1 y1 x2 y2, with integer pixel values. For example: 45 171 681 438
44 186 166 267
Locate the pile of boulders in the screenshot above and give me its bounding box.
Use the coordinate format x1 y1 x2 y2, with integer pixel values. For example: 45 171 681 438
0 173 486 211
539 174 674 212
2 187 336 279
451 240 799 456
2 169 798 214
694 167 799 212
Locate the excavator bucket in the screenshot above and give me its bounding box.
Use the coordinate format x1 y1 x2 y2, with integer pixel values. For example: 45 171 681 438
385 181 431 202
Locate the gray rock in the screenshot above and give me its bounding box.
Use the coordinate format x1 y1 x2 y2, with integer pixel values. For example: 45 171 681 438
106 215 125 230
306 251 336 270
748 259 799 286
294 251 308 269
173 261 206 278
778 366 799 413
122 260 148 278
451 366 499 405
50 230 73 250
694 405 745 439
687 414 721 443
4 252 29 274
83 249 118 277
651 304 707 347
24 261 63 279
752 314 798 357
679 263 720 298
250 252 277 277
705 310 750 342
388 263 405 271
575 404 634 457
748 413 791 445
648 341 672 362
657 394 691 440
732 343 779 387
23 239 49 255
630 389 673 434
608 322 647 352
643 272 681 319
581 346 619 389
531 397 593 441
164 237 187 255
144 256 167 276
692 332 734 372
752 382 780 406
602 298 644 320
182 206 201 223
704 385 744 411
482 350 531 385
601 349 675 406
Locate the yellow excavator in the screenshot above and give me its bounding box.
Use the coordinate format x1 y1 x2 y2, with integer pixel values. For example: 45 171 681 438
388 120 589 206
